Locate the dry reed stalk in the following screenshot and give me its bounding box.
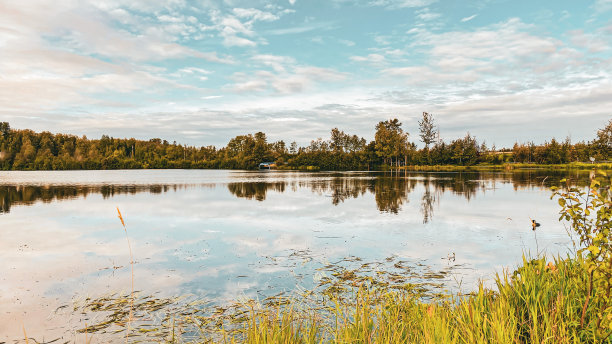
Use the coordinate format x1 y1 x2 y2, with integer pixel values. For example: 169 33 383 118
22 323 28 344
117 207 134 343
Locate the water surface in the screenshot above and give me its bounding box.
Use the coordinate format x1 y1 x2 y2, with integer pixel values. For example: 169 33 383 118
0 169 589 341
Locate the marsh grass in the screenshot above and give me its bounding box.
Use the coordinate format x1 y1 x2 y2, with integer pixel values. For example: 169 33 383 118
215 255 607 344
70 254 609 343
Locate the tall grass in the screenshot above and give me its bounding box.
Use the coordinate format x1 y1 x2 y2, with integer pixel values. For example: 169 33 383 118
74 227 608 343
207 255 605 344
75 253 605 343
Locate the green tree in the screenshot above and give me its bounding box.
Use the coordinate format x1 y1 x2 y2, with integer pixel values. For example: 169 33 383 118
595 119 612 160
375 119 408 167
330 128 344 152
0 122 9 139
450 133 479 165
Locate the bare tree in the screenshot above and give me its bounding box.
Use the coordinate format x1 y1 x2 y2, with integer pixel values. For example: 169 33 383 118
418 112 436 149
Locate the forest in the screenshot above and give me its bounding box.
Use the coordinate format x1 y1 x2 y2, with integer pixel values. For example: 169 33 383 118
0 115 610 171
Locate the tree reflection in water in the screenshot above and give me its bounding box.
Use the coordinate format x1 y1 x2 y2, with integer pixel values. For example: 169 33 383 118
0 170 591 224
227 182 285 201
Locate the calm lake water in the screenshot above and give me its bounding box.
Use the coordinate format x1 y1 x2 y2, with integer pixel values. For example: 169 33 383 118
0 169 591 341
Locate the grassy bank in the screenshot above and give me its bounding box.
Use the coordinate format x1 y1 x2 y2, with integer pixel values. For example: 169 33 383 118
263 162 610 172
400 162 612 171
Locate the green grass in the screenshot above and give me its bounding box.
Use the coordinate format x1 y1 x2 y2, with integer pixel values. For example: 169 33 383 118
73 254 610 343
212 255 607 344
401 162 612 171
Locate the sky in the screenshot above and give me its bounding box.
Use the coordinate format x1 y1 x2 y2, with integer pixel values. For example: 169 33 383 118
1 0 611 148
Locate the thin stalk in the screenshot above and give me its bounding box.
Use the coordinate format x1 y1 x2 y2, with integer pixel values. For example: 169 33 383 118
581 269 594 328
117 207 134 342
22 324 28 344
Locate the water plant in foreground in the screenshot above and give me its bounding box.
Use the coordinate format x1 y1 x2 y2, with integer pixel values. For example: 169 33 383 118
68 253 607 343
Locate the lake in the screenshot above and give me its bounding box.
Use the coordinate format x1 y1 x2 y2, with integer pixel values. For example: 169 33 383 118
0 169 591 341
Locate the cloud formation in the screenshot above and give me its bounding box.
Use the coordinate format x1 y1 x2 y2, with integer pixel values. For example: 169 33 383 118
0 1 610 147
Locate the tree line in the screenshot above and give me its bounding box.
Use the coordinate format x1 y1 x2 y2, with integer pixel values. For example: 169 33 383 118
0 116 610 171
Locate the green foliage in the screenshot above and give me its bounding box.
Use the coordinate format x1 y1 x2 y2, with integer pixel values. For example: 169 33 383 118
78 255 609 343
449 133 480 166
596 120 612 160
552 171 612 339
0 118 610 171
0 122 9 139
374 118 408 167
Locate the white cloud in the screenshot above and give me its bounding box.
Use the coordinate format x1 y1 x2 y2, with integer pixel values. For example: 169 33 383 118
228 63 347 95
0 0 237 119
594 0 612 12
0 1 609 149
350 53 386 66
366 0 437 9
568 29 610 53
461 14 477 22
265 21 336 35
223 34 257 47
252 54 296 72
404 18 568 77
208 6 292 47
311 36 324 44
416 8 441 21
233 8 279 22
179 67 213 75
339 39 356 46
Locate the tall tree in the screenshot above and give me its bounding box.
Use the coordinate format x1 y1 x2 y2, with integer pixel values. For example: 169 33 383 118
375 118 408 166
595 119 612 159
0 122 9 139
418 112 436 149
330 128 344 152
289 141 298 155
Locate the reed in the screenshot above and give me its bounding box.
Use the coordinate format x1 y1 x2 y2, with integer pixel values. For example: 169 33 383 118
205 254 606 344
72 251 608 343
116 207 134 342
22 324 29 344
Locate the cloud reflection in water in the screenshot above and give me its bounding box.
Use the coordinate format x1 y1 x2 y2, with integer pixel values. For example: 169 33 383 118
0 169 589 340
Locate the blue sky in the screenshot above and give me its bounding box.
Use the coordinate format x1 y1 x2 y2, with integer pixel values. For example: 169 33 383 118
1 0 611 147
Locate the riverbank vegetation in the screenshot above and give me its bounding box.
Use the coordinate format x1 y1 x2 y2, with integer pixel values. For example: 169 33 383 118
0 117 610 170
68 254 608 343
